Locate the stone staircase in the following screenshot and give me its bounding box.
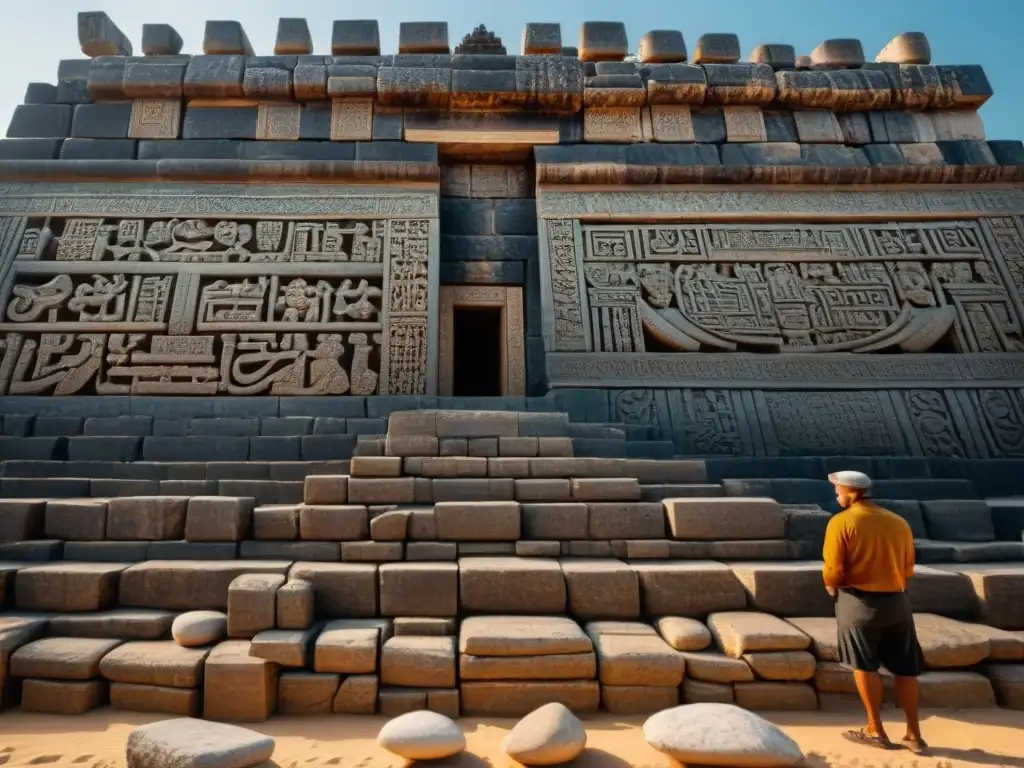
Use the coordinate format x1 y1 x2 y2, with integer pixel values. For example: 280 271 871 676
0 409 1021 719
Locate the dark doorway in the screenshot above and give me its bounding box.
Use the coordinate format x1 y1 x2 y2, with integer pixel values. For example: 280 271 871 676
453 306 503 396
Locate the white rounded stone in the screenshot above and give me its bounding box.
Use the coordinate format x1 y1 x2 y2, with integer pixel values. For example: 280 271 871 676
377 710 466 761
644 703 804 767
502 703 587 765
171 611 227 647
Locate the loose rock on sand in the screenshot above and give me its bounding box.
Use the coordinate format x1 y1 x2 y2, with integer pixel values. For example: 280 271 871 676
171 611 227 648
644 702 805 767
502 702 587 765
126 717 275 768
377 710 466 760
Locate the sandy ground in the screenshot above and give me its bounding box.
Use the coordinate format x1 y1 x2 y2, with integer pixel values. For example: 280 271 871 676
0 710 1022 768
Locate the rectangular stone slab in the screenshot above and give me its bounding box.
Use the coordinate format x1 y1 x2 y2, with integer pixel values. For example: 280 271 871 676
586 622 685 686
665 498 785 540
288 562 378 617
707 611 812 657
106 496 188 540
680 651 755 683
21 678 107 714
48 609 175 640
381 635 456 688
125 716 276 768
730 562 835 617
682 678 735 704
939 564 1024 629
278 671 340 715
601 684 679 714
379 562 458 617
111 681 200 716
99 641 210 687
734 681 818 711
15 562 127 612
460 680 599 716
44 499 108 541
459 651 596 679
119 561 290 610
434 501 521 541
786 617 838 661
11 637 123 680
459 557 566 613
459 616 592 656
560 559 640 620
314 621 381 673
228 573 286 637
203 641 279 722
632 562 747 616
333 674 378 714
250 627 319 667
184 497 255 542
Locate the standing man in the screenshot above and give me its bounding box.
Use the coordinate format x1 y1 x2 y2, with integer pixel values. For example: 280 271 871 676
822 470 927 754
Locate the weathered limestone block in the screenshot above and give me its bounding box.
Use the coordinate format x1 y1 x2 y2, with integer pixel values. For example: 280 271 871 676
204 640 278 721
742 651 817 681
460 652 595 680
461 681 600 716
304 475 348 505
665 498 785 540
907 565 977 619
560 559 640 619
349 478 415 504
333 674 378 714
734 681 818 711
876 32 931 65
811 39 865 69
275 18 313 55
298 504 367 540
915 613 991 667
586 622 685 686
938 564 1024 629
399 22 449 54
111 682 199 716
119 562 289 613
750 44 797 69
379 563 458 617
107 497 188 541
381 635 456 688
142 23 183 56
100 641 208 688
459 616 592 657
731 562 835 617
655 617 713 651
277 672 339 715
578 22 628 62
647 64 707 105
827 69 893 110
377 67 451 109
708 612 812 657
704 64 776 105
679 651 754 684
11 637 122 680
185 497 254 542
583 107 642 142
45 499 107 541
633 562 747 616
693 33 740 64
228 574 286 638
204 21 254 56
332 20 380 55
52 609 175 641
783 618 837 661
521 502 586 537
774 70 832 109
250 627 319 667
459 557 566 613
918 670 996 708
395 618 456 637
682 678 734 704
289 562 378 617
21 678 107 714
314 620 386 673
434 501 520 541
16 562 125 612
78 11 132 57
962 622 1024 661
570 478 640 502
638 30 687 64
988 664 1024 709
724 106 767 142
588 502 664 539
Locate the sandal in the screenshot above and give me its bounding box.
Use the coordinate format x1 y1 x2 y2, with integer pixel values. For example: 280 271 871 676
842 729 897 751
901 737 929 755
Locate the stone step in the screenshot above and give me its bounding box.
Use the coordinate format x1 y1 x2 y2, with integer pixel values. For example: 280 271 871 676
1 459 350 480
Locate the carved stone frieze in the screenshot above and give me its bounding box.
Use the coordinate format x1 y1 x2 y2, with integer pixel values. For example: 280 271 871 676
541 219 590 352
331 99 373 141
0 182 438 219
574 220 1023 355
128 99 182 140
545 352 1024 389
537 188 1024 220
0 215 435 397
256 103 301 141
438 285 526 397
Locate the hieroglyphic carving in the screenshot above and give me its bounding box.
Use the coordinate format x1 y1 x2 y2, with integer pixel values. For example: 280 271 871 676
760 391 902 456
128 99 182 139
680 389 745 455
900 390 967 457
614 389 658 426
545 219 589 351
544 352 1024 389
0 213 420 396
576 221 1022 354
256 103 301 141
981 216 1024 327
582 108 642 143
537 189 1024 220
380 220 429 395
437 286 526 397
0 182 437 218
30 216 385 264
331 99 373 141
971 388 1024 456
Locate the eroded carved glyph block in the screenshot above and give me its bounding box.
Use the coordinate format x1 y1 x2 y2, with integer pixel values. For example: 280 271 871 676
129 100 181 140
331 99 373 141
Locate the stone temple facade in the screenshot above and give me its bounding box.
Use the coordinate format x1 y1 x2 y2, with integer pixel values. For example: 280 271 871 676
0 13 1021 723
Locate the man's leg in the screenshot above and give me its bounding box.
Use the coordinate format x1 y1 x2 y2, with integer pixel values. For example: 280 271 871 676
893 675 922 743
880 612 927 752
852 669 887 739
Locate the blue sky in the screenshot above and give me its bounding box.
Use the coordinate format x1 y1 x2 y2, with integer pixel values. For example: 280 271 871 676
1 0 1021 141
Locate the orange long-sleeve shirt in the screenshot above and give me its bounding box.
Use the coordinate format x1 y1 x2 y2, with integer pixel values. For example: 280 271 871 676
822 500 915 592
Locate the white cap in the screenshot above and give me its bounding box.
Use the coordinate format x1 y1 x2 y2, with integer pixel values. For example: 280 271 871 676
828 470 872 490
